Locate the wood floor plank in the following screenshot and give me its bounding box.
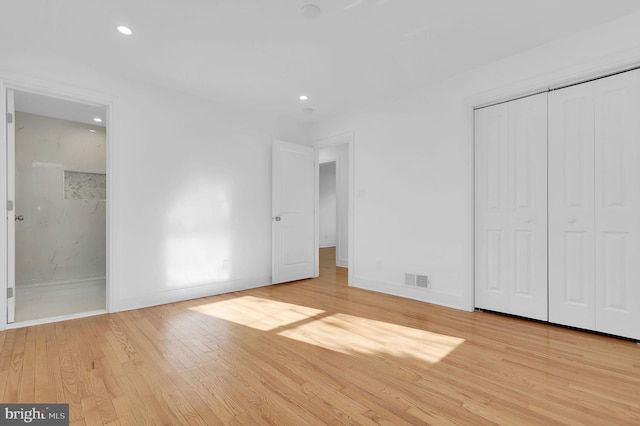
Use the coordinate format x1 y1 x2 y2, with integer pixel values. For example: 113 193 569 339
18 325 36 401
110 395 144 426
44 323 65 403
4 327 26 402
34 324 50 401
1 247 639 424
0 329 16 372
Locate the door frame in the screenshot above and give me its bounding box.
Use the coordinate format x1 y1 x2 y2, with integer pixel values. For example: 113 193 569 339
313 131 354 282
1 79 114 330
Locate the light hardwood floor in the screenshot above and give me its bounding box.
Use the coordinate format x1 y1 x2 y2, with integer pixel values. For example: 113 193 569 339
1 247 639 425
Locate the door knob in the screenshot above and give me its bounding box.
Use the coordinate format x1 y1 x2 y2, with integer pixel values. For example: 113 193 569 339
274 216 281 222
15 215 24 222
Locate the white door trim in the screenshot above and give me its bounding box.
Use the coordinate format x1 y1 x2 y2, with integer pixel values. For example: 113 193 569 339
6 89 15 323
0 80 114 330
0 81 8 328
313 131 355 282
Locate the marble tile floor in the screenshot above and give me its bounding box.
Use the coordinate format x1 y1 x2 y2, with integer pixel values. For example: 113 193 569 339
15 279 106 323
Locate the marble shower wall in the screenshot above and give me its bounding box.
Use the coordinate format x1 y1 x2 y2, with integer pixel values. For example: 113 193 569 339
15 112 106 286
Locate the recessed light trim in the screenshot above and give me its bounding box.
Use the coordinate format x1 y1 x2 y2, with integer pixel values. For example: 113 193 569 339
301 4 322 19
116 25 133 36
93 117 103 123
303 108 315 115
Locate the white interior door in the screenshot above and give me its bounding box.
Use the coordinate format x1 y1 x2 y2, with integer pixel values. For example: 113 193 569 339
548 82 596 330
475 93 547 320
593 69 640 340
6 89 15 324
272 140 316 284
507 93 548 321
475 103 510 313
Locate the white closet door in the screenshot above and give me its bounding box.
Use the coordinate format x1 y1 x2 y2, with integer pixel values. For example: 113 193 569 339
548 83 596 330
507 94 548 321
475 93 547 319
594 69 640 340
475 103 509 313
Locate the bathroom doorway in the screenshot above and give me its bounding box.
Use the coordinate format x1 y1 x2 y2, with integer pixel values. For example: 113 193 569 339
7 89 108 324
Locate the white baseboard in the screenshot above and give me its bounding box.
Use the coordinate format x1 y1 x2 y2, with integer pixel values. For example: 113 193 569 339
349 275 467 311
319 242 337 248
116 276 272 312
17 276 106 289
336 259 348 268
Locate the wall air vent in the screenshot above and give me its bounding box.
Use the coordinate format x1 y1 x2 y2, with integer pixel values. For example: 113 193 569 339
404 273 430 290
415 274 430 289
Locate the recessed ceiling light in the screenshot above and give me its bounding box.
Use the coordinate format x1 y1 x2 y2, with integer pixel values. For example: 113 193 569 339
89 129 96 133
299 95 309 101
116 25 133 36
93 117 103 123
303 108 315 115
301 4 322 19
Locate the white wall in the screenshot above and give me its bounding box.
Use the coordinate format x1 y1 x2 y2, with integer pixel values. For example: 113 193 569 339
310 12 640 311
0 39 308 323
15 112 106 285
319 162 337 248
319 143 349 267
4 11 640 325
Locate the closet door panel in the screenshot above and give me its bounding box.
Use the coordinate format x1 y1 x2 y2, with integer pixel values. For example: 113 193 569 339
475 104 510 313
507 93 548 321
476 94 547 319
548 84 596 330
594 69 640 340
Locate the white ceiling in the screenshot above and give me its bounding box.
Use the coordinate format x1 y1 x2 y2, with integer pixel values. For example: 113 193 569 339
3 0 640 122
14 91 107 127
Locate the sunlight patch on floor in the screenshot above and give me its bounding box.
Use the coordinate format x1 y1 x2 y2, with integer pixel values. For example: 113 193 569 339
189 295 325 331
278 312 465 363
190 296 464 363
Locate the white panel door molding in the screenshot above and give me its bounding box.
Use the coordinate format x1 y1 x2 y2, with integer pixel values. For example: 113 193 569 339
548 82 596 330
593 69 640 340
272 140 316 284
475 93 547 320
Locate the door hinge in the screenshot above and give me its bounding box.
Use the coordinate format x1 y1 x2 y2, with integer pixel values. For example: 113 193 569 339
7 288 13 298
6 113 13 124
7 200 13 211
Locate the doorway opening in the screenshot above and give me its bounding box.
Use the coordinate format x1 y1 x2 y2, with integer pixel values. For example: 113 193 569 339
319 161 337 249
318 141 350 279
7 89 108 324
